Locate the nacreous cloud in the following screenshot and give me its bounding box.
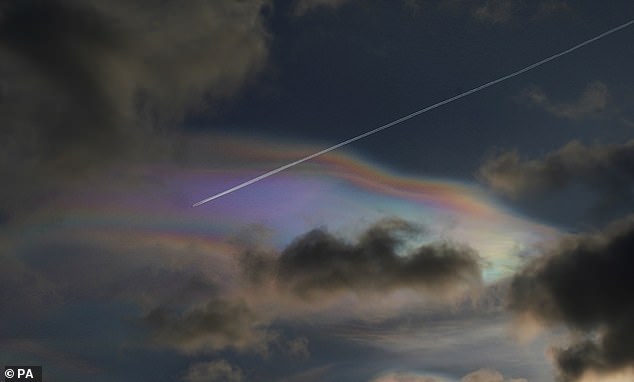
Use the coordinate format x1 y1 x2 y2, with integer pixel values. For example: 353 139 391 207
508 215 634 381
243 218 483 300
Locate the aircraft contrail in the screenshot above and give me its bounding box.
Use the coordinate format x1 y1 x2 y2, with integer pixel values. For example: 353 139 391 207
193 19 634 207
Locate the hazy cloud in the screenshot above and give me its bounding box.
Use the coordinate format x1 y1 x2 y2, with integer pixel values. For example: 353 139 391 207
14 237 223 309
478 140 634 210
293 0 355 15
508 215 634 381
521 81 609 120
371 372 445 382
278 365 336 382
294 0 569 21
2 339 102 376
0 248 59 318
461 368 527 382
575 368 634 382
370 368 527 382
242 218 483 301
286 337 311 359
441 0 571 23
473 0 516 23
0 0 270 219
144 298 271 354
0 228 269 353
535 0 572 18
183 359 244 382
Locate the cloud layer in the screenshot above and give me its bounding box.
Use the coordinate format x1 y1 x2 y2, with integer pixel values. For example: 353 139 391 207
1 215 484 359
509 215 634 381
370 368 528 382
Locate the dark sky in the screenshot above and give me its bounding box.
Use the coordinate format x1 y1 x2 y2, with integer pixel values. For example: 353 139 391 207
1 1 634 381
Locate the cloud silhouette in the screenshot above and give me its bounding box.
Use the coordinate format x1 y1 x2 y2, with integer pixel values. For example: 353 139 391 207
509 215 634 381
243 218 483 300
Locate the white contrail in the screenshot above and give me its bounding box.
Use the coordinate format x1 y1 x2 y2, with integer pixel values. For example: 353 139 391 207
193 19 634 207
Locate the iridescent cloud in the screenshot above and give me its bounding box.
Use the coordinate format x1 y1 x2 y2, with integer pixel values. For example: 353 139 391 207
17 135 559 286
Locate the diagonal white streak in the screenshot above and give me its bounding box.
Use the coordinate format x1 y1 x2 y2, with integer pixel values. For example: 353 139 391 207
193 19 634 207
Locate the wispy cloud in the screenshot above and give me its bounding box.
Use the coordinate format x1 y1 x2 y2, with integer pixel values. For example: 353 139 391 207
441 0 571 23
183 359 244 382
520 81 609 120
535 0 573 18
473 0 516 24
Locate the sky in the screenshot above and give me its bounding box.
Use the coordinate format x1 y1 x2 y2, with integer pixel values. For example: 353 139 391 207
1 1 634 381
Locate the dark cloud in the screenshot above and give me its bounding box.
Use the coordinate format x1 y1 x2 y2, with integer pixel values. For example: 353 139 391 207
0 0 124 141
0 0 269 128
0 0 269 220
243 218 482 300
508 215 634 380
478 139 634 211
